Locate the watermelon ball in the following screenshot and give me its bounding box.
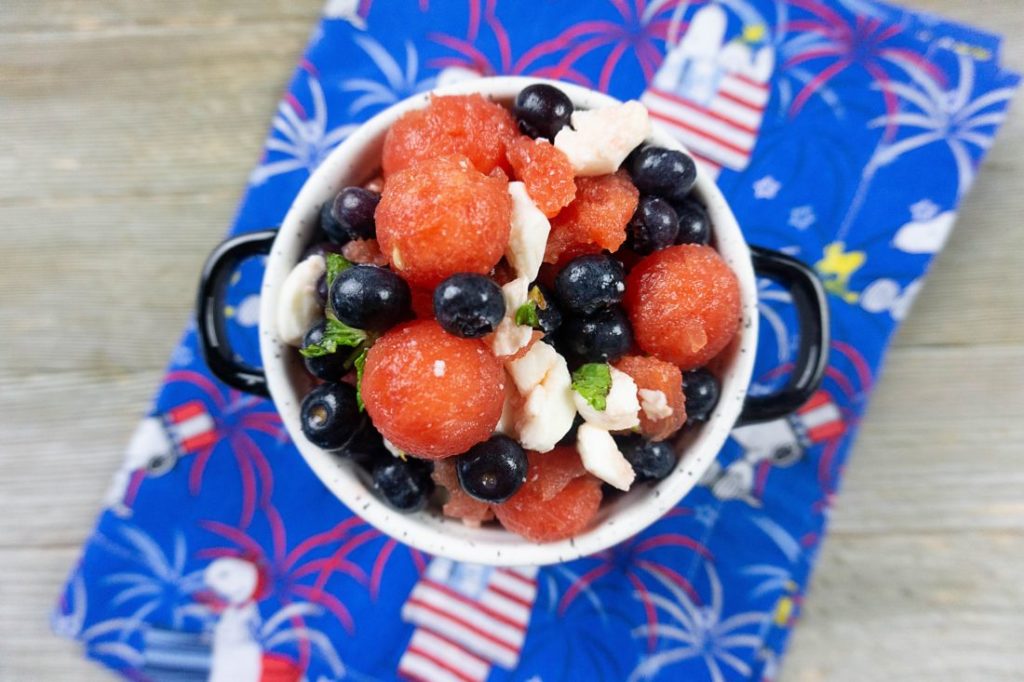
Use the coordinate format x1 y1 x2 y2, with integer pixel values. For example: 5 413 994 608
506 135 576 217
614 354 687 441
301 320 347 382
376 154 513 288
615 434 676 481
456 435 528 503
325 187 380 242
493 448 602 543
545 172 639 265
513 84 574 141
330 264 411 332
628 147 697 203
624 245 740 370
558 306 634 364
372 457 435 512
382 94 517 176
674 198 711 245
361 320 505 459
554 254 626 316
300 382 361 451
433 273 506 339
683 368 720 422
626 196 680 255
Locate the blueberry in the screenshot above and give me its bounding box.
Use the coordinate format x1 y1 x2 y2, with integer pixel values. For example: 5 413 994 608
616 434 676 481
530 283 563 335
558 306 633 363
554 254 626 316
319 201 350 246
514 84 574 141
455 435 528 503
340 419 389 468
626 196 680 254
629 147 697 203
433 274 506 338
683 369 720 422
372 458 435 512
557 413 585 446
301 320 348 381
330 265 411 331
300 382 361 450
331 187 380 241
674 199 711 245
315 273 328 307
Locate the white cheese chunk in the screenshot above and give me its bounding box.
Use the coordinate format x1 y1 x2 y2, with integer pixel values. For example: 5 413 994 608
489 277 534 357
495 379 519 438
506 181 551 282
554 101 652 177
505 339 559 394
639 388 674 420
382 438 405 458
577 423 636 491
515 350 576 452
573 366 641 431
276 254 326 346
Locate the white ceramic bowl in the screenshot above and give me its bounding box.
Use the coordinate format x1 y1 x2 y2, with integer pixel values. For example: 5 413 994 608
198 77 820 567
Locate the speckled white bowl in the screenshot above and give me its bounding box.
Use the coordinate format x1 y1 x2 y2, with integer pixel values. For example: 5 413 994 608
257 77 758 567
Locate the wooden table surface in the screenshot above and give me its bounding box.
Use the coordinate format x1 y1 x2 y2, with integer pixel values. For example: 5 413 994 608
1 1 1021 680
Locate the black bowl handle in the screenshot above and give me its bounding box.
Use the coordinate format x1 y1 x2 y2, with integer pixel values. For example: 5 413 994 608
196 230 278 397
738 246 830 424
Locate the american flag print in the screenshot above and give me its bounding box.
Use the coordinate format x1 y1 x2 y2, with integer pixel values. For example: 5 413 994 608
399 558 538 681
641 5 773 177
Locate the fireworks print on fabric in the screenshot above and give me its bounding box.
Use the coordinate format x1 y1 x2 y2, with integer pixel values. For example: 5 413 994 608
56 1 1018 681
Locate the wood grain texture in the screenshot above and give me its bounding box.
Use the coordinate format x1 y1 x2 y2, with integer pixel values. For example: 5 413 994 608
0 1 1021 680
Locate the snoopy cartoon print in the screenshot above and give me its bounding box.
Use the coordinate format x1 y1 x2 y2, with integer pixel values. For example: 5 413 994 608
701 391 844 505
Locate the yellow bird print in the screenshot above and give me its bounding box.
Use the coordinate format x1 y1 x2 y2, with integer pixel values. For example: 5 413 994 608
815 242 866 303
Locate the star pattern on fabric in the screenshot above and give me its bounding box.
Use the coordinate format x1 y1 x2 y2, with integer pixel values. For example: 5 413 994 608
753 175 782 199
910 198 941 222
788 205 817 230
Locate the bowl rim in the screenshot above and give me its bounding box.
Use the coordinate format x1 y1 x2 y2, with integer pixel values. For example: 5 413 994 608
258 76 758 567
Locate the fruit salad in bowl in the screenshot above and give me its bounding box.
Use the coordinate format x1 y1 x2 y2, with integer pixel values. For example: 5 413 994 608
197 77 828 566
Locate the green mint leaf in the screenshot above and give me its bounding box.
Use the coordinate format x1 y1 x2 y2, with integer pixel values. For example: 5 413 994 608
515 301 540 328
572 363 613 411
325 252 353 289
298 319 367 358
354 347 368 412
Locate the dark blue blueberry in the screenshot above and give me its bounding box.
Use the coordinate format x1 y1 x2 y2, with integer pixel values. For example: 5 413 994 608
514 84 574 141
530 283 563 335
433 274 506 338
301 320 347 381
683 368 720 422
330 264 411 331
629 147 697 203
372 458 435 512
626 196 680 254
456 435 528 503
554 254 626 316
331 187 380 241
558 306 633 363
556 413 585 446
300 382 361 451
315 273 328 307
340 419 389 468
320 200 350 246
674 199 711 245
616 434 676 481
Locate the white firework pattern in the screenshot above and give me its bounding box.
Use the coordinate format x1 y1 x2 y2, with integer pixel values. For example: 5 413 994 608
629 563 768 682
99 527 207 631
868 53 1015 197
249 72 357 186
255 601 346 677
341 36 436 115
52 572 145 668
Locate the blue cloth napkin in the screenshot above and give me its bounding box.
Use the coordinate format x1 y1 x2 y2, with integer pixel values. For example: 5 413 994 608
54 1 1018 680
